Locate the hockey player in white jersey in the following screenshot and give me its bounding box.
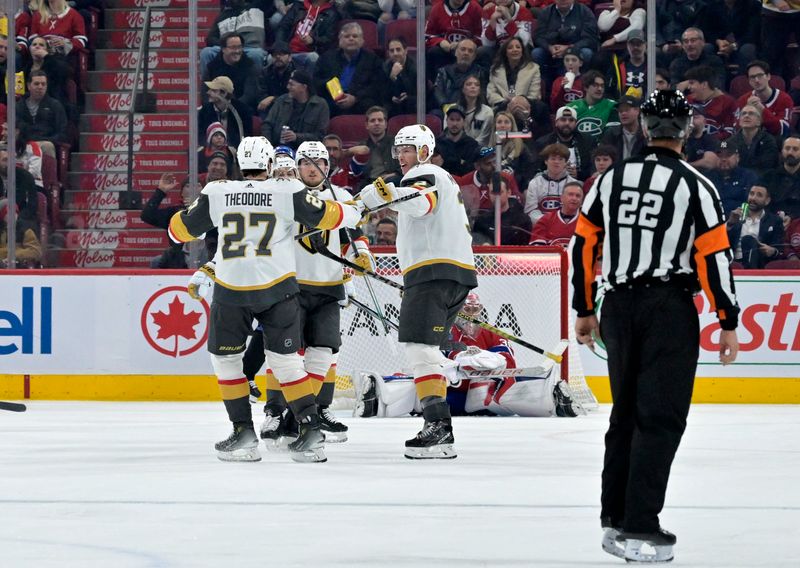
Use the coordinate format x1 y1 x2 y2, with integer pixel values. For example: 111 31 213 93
169 136 364 463
359 124 477 459
260 141 375 446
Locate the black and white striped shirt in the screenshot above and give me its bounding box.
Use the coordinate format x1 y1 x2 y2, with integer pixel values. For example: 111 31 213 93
571 146 739 330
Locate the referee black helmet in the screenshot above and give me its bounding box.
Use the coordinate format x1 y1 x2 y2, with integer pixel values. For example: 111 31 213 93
640 89 693 141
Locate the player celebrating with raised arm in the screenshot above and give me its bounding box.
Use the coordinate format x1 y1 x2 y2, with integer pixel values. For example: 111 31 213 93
359 124 477 459
169 136 364 464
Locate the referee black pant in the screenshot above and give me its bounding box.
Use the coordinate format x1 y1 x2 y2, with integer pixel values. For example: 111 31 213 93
599 280 699 533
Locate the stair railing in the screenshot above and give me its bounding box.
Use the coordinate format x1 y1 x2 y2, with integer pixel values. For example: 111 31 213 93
124 5 154 203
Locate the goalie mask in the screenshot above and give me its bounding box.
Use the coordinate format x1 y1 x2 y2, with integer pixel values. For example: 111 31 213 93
455 292 483 338
392 124 435 163
237 136 274 174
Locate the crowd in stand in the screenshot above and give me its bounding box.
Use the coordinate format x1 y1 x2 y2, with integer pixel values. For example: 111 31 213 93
3 1 800 270
178 0 800 267
0 0 99 267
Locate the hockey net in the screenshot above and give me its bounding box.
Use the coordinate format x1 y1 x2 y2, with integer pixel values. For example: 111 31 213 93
333 246 598 411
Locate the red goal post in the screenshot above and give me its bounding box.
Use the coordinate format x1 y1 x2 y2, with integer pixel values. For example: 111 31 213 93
333 246 597 410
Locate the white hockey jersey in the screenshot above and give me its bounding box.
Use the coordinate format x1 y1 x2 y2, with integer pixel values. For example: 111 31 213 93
390 163 477 288
169 177 359 305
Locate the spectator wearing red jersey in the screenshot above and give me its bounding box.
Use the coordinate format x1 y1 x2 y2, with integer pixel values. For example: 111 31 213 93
529 180 583 247
425 0 483 79
481 0 535 49
736 61 794 139
685 65 737 140
28 0 86 56
780 217 800 267
276 0 340 72
549 47 584 111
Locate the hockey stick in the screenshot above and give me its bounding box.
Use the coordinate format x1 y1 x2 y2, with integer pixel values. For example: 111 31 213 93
457 315 567 364
295 178 433 241
0 401 27 412
348 297 400 332
298 152 391 334
310 244 405 292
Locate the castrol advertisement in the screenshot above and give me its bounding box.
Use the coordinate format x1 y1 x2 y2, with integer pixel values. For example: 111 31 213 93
580 272 800 379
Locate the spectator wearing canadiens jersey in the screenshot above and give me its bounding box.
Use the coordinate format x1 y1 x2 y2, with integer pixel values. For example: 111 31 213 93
550 47 585 111
736 61 794 139
425 0 483 79
524 143 577 224
482 0 534 48
685 65 737 140
529 180 583 247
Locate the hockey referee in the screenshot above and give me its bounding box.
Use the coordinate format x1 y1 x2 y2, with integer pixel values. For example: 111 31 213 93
570 90 740 564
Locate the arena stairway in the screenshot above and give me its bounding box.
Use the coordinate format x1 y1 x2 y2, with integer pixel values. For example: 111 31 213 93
52 0 218 268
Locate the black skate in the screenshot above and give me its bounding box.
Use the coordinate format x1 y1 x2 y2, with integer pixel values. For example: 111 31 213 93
617 528 676 563
288 414 327 463
319 406 348 443
215 424 261 462
260 409 298 452
601 517 625 559
248 380 262 403
404 420 457 460
554 380 583 417
353 373 379 418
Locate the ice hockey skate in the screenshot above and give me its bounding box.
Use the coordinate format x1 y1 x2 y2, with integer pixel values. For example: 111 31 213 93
288 415 327 463
215 424 261 462
318 406 348 442
404 420 457 460
600 517 625 559
248 380 262 404
617 528 676 563
260 409 299 452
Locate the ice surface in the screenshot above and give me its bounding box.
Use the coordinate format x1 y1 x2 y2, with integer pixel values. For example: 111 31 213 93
1 403 798 567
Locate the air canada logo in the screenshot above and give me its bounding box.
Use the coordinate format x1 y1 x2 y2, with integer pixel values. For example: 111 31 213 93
141 286 209 357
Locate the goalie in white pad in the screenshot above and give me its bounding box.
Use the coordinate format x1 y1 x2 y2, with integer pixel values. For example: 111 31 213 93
353 293 578 417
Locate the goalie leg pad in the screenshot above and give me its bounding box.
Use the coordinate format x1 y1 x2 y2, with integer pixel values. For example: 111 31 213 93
495 375 557 417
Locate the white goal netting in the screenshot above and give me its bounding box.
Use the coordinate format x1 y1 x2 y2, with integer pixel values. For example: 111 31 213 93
333 247 598 411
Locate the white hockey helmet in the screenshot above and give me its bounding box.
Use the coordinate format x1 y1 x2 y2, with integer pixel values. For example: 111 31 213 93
393 124 435 163
237 136 274 173
273 155 298 179
296 140 330 172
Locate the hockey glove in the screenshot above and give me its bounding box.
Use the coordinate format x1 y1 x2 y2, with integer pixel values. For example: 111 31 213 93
359 178 397 210
347 238 376 276
339 200 367 229
454 346 507 371
187 261 215 300
338 274 356 307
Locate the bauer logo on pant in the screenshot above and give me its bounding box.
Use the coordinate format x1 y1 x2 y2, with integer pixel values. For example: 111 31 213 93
140 287 209 357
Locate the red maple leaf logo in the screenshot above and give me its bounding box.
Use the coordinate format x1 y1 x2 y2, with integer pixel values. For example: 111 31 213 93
150 295 202 356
